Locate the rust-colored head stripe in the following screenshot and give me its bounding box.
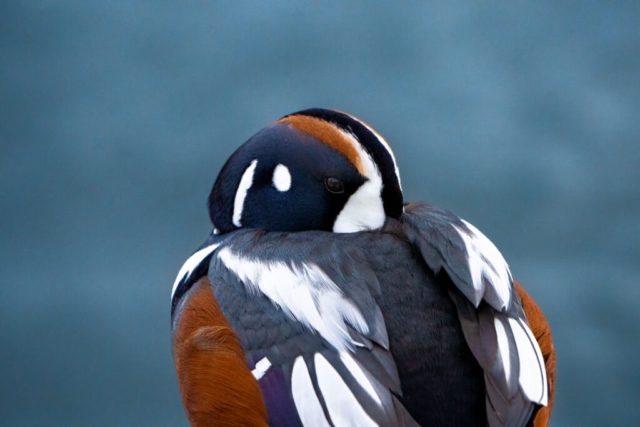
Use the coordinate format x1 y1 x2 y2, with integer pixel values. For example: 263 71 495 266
281 108 404 218
277 115 366 175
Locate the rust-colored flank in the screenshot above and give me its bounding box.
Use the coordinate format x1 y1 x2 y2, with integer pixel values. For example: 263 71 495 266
278 115 366 175
514 281 556 427
173 277 268 427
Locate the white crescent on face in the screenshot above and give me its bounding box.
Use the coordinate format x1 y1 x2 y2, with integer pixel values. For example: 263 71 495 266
232 159 258 228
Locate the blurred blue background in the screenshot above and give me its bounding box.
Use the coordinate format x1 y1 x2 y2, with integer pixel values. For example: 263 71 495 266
1 2 638 426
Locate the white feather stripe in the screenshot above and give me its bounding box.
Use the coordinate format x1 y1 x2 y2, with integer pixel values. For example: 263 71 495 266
291 357 331 427
171 243 220 299
356 119 402 190
508 318 548 406
232 159 258 227
455 220 512 310
339 352 382 405
252 357 272 380
315 353 378 427
494 316 513 386
217 248 369 352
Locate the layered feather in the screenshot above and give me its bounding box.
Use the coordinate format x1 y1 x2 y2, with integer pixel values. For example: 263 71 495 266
171 203 548 427
402 202 548 426
209 229 418 426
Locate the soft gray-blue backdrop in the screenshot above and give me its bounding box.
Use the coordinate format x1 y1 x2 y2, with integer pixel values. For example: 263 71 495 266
1 2 638 426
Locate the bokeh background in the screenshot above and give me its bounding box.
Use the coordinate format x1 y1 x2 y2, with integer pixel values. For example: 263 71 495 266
1 2 639 426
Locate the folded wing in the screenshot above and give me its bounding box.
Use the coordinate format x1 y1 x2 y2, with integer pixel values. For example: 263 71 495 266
208 229 419 427
401 202 549 427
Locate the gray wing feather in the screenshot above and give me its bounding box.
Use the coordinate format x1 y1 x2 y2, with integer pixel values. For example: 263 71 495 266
402 204 484 306
402 202 548 427
208 228 418 427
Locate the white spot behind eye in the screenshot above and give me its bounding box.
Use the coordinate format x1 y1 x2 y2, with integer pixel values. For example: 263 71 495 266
272 164 291 192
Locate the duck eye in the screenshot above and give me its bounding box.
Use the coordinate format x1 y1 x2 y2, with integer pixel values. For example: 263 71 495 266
324 177 344 194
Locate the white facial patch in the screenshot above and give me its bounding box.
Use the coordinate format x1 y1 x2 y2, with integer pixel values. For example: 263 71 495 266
272 164 291 192
333 130 385 233
232 159 258 227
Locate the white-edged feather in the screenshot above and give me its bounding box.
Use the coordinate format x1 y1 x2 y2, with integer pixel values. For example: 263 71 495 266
291 356 331 427
171 243 220 299
509 318 549 405
494 316 513 385
315 353 378 427
454 220 512 310
217 247 369 352
339 352 382 405
453 218 548 408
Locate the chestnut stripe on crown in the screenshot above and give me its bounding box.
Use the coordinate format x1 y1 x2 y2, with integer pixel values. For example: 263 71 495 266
277 115 366 176
285 109 404 219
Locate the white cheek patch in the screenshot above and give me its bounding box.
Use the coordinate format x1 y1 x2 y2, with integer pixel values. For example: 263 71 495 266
333 130 385 233
232 159 258 227
333 179 385 233
272 164 291 192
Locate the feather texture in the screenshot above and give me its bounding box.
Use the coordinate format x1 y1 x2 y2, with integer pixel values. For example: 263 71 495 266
171 202 551 426
402 202 549 426
210 229 417 426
